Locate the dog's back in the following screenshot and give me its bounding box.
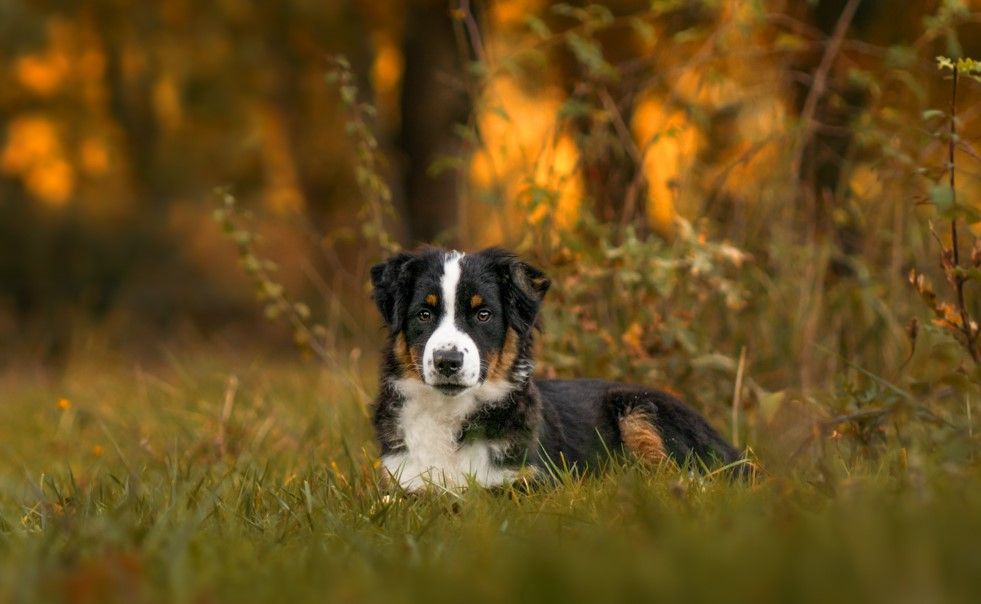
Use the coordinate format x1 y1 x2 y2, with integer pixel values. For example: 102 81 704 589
534 379 743 473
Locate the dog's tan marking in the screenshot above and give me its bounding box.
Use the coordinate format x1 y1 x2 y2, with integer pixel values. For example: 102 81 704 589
394 333 421 379
470 294 483 308
619 408 667 462
486 328 519 381
425 294 438 307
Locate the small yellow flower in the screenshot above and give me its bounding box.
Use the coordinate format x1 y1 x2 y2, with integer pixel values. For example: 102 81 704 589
92 445 104 457
57 398 71 410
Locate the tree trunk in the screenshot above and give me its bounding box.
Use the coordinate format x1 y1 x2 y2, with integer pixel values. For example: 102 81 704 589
398 1 470 245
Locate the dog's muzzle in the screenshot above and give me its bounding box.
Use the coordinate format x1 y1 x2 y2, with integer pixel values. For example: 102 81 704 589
433 349 464 377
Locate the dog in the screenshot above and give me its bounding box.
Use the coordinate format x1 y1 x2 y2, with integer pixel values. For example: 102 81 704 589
370 247 742 491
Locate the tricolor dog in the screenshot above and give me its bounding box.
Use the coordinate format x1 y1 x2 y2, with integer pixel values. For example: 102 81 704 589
370 247 742 491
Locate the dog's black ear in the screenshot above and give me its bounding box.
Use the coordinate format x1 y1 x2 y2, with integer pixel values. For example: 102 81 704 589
370 252 417 332
484 248 550 333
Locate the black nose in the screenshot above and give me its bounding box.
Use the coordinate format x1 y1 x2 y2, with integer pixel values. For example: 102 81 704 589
433 349 464 377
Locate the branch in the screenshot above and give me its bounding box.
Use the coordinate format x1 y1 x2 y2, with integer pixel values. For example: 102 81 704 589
789 0 861 183
458 0 488 65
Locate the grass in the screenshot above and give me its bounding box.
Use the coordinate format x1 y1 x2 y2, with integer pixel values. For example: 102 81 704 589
1 348 981 604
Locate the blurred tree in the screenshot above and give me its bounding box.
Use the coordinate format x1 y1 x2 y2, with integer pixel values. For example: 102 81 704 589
398 0 471 244
1 0 980 367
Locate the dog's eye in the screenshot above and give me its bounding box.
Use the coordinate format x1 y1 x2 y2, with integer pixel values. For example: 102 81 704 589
476 309 491 323
417 309 433 322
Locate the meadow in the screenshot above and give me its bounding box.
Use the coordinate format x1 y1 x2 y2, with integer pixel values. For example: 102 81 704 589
3 1 981 602
1 346 980 604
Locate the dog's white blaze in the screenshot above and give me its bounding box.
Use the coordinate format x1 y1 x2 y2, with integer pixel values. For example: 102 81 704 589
383 378 517 491
421 251 480 387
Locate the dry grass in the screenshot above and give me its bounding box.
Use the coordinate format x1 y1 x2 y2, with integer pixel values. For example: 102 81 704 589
1 348 980 603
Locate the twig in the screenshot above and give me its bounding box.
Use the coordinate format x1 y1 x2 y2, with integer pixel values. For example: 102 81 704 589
789 0 861 183
598 88 643 165
216 375 239 458
819 404 896 430
968 395 974 440
598 87 646 229
731 346 747 448
458 0 488 65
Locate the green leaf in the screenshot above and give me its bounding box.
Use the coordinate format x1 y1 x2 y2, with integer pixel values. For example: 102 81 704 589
954 202 981 224
956 57 981 74
557 98 591 120
758 391 786 424
930 184 954 214
954 267 981 282
467 60 487 78
630 17 656 45
263 282 284 299
488 105 511 122
452 124 478 144
427 156 464 178
690 353 737 373
525 15 551 39
884 45 916 69
340 85 357 105
584 4 614 25
550 3 583 20
242 255 261 274
566 33 615 79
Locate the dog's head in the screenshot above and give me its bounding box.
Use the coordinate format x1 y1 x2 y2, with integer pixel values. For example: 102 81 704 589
370 247 550 396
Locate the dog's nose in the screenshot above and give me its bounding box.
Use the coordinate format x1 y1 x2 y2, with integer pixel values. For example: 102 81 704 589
433 349 464 377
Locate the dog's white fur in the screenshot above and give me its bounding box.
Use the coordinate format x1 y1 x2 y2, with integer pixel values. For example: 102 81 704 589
382 376 518 491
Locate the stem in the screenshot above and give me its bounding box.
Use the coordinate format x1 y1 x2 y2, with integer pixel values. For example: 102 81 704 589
459 0 488 65
948 68 980 364
731 346 747 449
950 67 959 267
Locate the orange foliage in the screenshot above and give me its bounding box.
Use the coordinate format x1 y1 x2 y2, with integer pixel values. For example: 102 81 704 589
491 0 545 26
621 321 647 357
369 29 405 130
25 158 75 205
79 138 111 176
371 34 404 121
1 116 61 172
15 52 70 96
153 75 183 132
1 115 75 206
13 19 74 97
467 76 583 245
632 99 698 238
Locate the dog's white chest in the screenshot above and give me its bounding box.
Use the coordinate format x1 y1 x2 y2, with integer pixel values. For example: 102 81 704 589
381 382 515 491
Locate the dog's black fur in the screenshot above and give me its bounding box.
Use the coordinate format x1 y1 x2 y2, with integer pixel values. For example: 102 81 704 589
371 247 742 490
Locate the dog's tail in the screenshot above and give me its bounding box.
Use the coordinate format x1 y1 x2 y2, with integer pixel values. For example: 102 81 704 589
612 388 751 479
